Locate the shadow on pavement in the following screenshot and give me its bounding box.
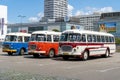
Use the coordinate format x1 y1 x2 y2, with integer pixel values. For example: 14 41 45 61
52 56 112 62
23 55 51 59
0 53 23 57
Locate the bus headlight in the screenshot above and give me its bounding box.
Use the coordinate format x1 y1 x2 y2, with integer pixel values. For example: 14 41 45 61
73 49 76 52
59 47 61 51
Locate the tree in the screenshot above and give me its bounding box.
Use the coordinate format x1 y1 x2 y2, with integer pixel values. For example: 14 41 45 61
115 38 120 44
52 29 60 32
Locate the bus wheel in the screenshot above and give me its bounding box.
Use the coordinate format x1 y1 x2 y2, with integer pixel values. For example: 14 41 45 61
104 49 110 58
48 50 55 58
33 54 39 58
82 51 89 61
63 56 69 60
8 52 13 55
19 49 25 55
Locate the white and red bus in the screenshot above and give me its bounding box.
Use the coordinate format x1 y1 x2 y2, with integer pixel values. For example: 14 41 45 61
28 31 61 58
59 29 116 60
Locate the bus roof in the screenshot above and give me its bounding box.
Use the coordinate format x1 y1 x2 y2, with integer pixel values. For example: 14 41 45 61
32 31 61 35
62 29 114 37
6 32 31 36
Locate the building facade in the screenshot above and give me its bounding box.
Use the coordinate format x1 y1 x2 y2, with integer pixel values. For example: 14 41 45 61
44 0 68 19
79 14 101 31
98 12 120 37
0 5 7 41
8 21 81 34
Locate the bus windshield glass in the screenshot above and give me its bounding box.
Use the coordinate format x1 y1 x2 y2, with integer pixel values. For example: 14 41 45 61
31 34 46 41
60 33 81 42
5 35 17 42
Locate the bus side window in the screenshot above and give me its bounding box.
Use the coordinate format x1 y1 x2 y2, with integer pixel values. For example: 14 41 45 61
47 35 52 42
101 36 105 42
13 36 17 41
105 36 109 42
93 35 96 42
108 37 110 42
87 35 92 42
53 35 59 42
82 34 86 42
97 35 101 42
24 36 30 42
18 36 23 42
112 37 115 42
109 37 112 42
76 34 81 42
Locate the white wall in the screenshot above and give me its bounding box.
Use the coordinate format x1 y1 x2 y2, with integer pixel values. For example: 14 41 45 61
0 5 7 41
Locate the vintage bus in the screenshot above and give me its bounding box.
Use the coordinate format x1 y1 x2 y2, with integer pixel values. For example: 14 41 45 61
59 29 116 60
2 32 31 55
28 31 61 58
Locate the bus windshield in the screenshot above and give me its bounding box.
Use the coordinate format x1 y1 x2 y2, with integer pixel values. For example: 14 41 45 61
31 34 46 41
60 33 81 42
5 35 17 42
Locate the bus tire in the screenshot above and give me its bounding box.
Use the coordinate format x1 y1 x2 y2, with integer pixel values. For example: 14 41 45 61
48 50 55 58
63 56 69 60
19 49 25 55
104 49 110 58
33 54 39 58
82 51 89 61
8 52 13 55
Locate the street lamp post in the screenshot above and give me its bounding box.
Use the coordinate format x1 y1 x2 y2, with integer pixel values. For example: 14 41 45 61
18 15 26 32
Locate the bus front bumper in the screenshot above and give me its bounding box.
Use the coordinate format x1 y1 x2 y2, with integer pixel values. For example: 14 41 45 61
28 50 46 55
59 51 82 56
2 49 17 53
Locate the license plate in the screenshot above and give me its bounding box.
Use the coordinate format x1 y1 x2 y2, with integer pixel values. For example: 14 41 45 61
29 50 34 53
63 53 69 55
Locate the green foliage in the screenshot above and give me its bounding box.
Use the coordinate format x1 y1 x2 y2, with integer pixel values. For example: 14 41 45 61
115 38 120 44
52 29 60 32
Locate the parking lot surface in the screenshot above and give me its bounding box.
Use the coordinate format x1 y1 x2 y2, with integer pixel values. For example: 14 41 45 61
0 48 120 80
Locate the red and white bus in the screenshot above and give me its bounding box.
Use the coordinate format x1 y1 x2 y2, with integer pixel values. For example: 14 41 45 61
59 29 116 60
28 31 61 58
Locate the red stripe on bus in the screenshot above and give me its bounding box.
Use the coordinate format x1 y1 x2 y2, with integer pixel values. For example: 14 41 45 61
59 42 104 47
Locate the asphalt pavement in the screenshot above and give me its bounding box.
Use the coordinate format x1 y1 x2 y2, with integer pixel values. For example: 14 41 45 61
0 48 120 80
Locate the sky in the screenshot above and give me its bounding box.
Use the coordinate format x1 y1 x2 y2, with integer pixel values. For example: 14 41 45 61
0 0 120 23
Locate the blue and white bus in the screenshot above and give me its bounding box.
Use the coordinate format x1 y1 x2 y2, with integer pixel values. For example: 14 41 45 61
2 32 31 55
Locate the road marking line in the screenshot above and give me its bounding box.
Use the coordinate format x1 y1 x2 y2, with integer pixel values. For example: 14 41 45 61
98 67 120 72
37 62 59 66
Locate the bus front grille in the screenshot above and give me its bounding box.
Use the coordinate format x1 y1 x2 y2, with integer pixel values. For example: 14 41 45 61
61 45 72 52
30 45 36 50
3 44 10 49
